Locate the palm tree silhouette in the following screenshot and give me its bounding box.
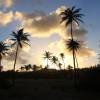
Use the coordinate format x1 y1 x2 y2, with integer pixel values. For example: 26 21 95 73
10 28 30 86
60 6 84 87
66 39 80 67
66 39 81 86
67 65 73 70
58 62 62 70
0 41 9 72
51 56 58 68
32 64 38 71
60 6 83 68
60 6 84 39
60 53 65 69
24 64 31 71
43 51 52 69
20 66 25 72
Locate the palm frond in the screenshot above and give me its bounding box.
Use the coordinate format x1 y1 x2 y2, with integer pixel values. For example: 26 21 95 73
66 39 81 52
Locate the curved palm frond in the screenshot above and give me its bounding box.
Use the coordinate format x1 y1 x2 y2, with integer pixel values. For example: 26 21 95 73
11 28 30 48
66 39 81 52
43 51 52 60
60 6 84 26
51 56 58 65
0 41 9 56
43 51 52 68
60 53 65 59
0 41 9 68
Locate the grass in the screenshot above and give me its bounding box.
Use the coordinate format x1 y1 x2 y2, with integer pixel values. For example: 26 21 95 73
0 79 100 100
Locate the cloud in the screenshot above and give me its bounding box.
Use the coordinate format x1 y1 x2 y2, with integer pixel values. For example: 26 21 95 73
0 0 13 8
15 10 61 37
49 39 96 57
48 39 96 67
14 6 87 39
0 11 13 26
4 38 31 65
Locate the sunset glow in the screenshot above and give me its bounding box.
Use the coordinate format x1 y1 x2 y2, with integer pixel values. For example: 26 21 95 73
0 0 99 71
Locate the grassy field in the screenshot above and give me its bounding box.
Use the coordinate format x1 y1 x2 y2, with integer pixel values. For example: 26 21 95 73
0 79 100 100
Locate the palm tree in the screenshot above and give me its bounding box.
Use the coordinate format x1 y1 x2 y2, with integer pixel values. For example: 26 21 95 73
66 39 81 86
10 28 30 86
58 63 62 70
20 66 25 72
32 64 38 71
51 56 58 68
60 6 83 70
66 39 80 68
60 53 65 69
43 51 52 69
0 41 9 72
24 64 31 71
67 65 73 70
60 6 84 87
60 6 84 39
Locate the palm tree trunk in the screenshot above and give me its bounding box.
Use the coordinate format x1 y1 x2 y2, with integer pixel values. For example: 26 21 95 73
71 22 73 40
12 44 19 86
47 59 48 69
75 54 78 69
70 22 77 87
73 49 77 87
63 59 65 70
75 54 79 86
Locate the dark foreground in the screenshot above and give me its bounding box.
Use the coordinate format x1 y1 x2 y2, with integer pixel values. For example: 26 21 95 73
0 79 100 100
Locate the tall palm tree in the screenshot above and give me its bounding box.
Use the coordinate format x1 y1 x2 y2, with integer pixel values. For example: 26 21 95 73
43 51 52 69
51 56 58 68
60 6 84 39
60 53 65 69
60 6 83 68
0 41 9 72
10 28 30 86
60 6 84 87
66 39 81 86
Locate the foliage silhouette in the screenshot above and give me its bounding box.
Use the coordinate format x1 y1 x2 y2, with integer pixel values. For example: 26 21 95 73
10 28 30 86
60 53 65 69
0 41 9 72
60 6 84 87
51 56 58 68
43 51 52 69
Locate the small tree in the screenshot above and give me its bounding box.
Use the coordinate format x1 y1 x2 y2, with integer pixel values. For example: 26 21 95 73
43 51 52 69
0 41 9 72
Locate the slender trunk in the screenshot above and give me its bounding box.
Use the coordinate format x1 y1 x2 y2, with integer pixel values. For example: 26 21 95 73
12 44 19 86
75 54 79 86
47 59 48 69
62 58 65 70
73 49 77 87
75 54 78 69
71 22 77 87
71 22 73 40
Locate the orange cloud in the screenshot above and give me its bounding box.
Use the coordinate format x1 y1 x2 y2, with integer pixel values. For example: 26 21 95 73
0 11 13 26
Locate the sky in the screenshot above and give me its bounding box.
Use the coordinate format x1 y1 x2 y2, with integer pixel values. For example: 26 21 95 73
0 0 100 70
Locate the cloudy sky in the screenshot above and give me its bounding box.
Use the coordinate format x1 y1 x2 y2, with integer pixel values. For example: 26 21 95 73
0 0 100 70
